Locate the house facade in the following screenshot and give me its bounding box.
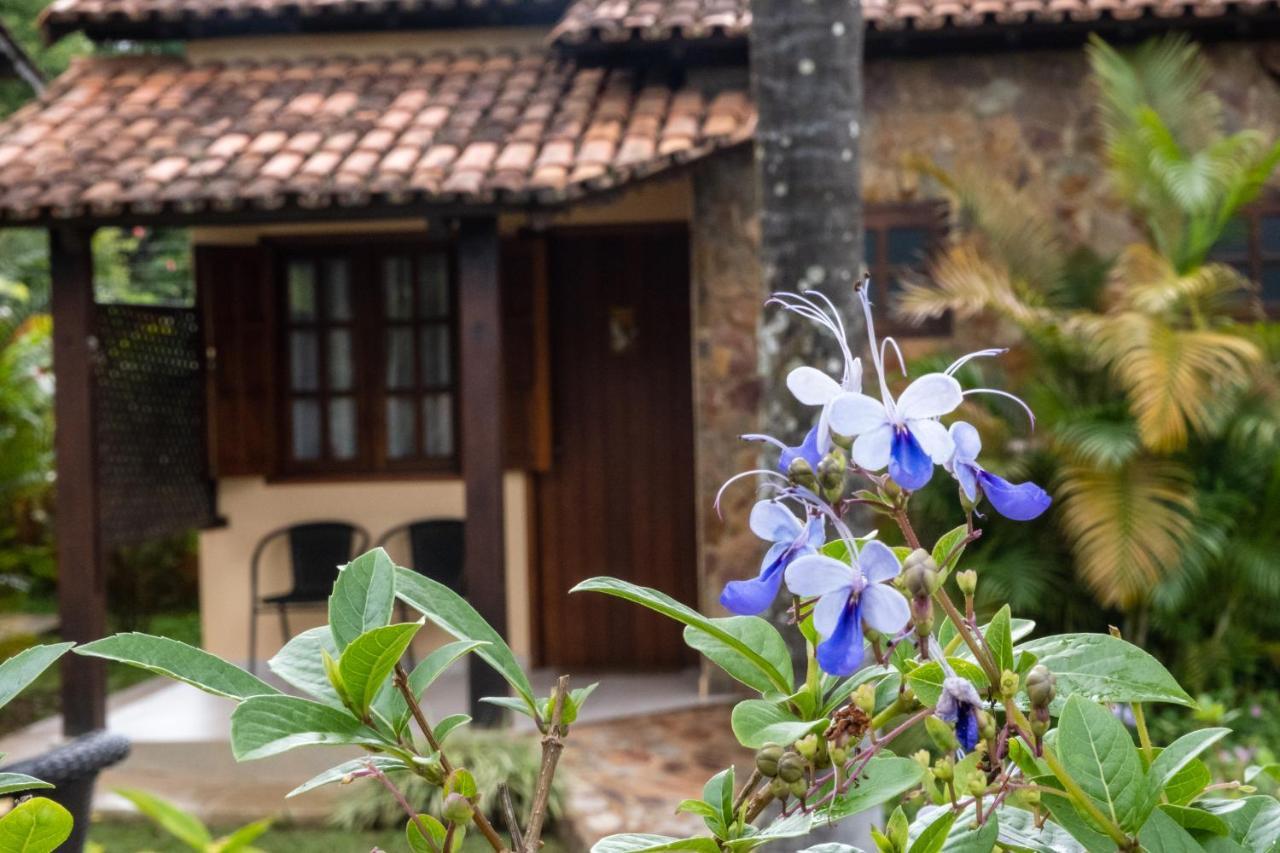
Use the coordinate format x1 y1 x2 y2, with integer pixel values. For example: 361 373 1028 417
3 0 1280 732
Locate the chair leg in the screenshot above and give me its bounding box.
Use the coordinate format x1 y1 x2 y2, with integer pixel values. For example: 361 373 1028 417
277 604 292 651
248 607 258 676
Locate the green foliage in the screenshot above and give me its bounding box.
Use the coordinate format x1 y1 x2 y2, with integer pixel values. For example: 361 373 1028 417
0 797 73 853
114 788 273 852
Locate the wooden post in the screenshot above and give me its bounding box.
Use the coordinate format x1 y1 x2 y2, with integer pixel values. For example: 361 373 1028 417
456 217 508 725
50 226 107 736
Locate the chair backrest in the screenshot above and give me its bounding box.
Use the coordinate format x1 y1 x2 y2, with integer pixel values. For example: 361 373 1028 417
285 522 363 597
401 519 466 593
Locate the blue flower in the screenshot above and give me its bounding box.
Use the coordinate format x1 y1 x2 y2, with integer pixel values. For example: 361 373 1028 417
946 422 1051 521
936 675 984 752
783 540 910 676
778 423 823 474
720 500 825 615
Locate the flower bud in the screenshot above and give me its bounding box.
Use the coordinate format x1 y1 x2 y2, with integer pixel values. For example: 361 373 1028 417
1022 789 1040 808
999 670 1019 698
755 743 784 778
912 750 931 770
788 457 819 494
777 752 807 784
933 756 954 783
831 430 853 451
442 793 473 824
978 710 996 742
1026 665 1056 710
817 448 848 503
902 550 939 598
794 734 819 761
967 774 988 798
830 745 849 765
853 683 877 715
956 570 977 597
413 754 446 786
926 716 959 752
911 596 934 639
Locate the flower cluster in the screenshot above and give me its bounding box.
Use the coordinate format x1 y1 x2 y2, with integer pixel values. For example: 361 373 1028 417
722 284 1051 689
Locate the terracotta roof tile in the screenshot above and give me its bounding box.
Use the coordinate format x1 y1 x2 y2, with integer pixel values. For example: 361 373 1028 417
0 49 751 221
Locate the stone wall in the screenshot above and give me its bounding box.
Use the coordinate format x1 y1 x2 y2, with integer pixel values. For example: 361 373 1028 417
687 40 1280 625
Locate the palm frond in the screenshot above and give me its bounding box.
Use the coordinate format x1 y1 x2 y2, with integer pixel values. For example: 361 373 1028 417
1111 243 1252 317
899 242 1048 327
1053 416 1142 469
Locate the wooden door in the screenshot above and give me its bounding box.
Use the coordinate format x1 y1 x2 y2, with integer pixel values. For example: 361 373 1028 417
534 227 698 669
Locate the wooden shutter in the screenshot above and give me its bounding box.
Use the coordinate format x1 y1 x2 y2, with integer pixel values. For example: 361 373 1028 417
196 244 276 477
501 236 552 472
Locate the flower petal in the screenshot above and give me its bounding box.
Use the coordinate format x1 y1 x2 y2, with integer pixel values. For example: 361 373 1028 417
851 424 893 471
804 515 827 549
787 366 842 406
889 428 934 491
749 500 803 542
857 539 901 583
812 590 848 639
720 555 787 615
778 424 822 474
977 470 1052 521
895 373 963 421
860 583 911 635
949 421 982 464
955 703 980 752
784 554 854 598
829 393 889 436
910 418 954 464
954 462 979 503
816 599 865 677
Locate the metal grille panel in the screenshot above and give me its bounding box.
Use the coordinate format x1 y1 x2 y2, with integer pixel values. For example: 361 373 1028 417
94 303 215 547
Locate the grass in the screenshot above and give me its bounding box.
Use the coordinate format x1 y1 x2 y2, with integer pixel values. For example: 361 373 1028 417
88 820 567 852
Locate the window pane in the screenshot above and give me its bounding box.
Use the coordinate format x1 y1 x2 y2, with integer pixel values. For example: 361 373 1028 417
1263 263 1280 303
386 397 416 460
291 399 320 460
420 325 451 386
325 259 352 320
384 256 414 319
1215 217 1250 257
1262 217 1280 255
419 253 449 318
888 227 929 266
289 331 319 391
864 230 877 266
423 393 453 457
386 328 415 390
329 397 357 460
288 262 316 320
328 329 353 391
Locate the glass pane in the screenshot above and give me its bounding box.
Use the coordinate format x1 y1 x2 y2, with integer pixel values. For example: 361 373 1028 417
386 397 416 460
325 259 352 320
1262 216 1280 254
386 328 415 390
420 325 451 386
1263 263 1280 303
1214 217 1250 257
291 399 320 460
419 253 450 318
864 230 877 266
289 331 319 391
328 329 353 391
288 261 316 320
384 256 414 319
329 397 357 460
423 393 454 458
888 227 929 266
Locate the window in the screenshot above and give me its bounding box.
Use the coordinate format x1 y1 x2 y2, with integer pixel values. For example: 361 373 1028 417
864 202 949 337
278 243 457 476
1210 204 1280 308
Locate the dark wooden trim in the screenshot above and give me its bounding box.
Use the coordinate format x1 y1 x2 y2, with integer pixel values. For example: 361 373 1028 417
865 200 951 338
50 225 107 736
457 216 508 724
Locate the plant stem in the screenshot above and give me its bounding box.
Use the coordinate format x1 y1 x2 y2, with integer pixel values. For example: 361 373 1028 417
933 586 1000 682
367 760 438 853
732 769 763 816
1038 744 1131 847
524 675 569 851
1132 702 1154 767
393 663 509 852
497 784 526 853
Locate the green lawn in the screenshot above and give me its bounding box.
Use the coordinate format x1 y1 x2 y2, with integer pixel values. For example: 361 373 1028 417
89 821 566 852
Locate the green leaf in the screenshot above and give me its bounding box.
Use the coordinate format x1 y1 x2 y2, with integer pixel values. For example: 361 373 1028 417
1245 764 1280 785
0 773 51 796
0 643 72 711
267 627 343 707
821 667 891 716
1150 729 1230 794
1056 695 1147 833
985 605 1014 674
75 634 278 702
729 700 825 749
674 800 721 820
590 835 721 853
287 755 409 798
230 695 388 761
1164 759 1213 807
699 767 733 835
1159 804 1230 837
337 621 422 717
0 797 73 853
815 757 926 823
330 548 397 651
574 578 791 695
940 617 1035 661
1137 806 1205 852
114 788 212 849
434 713 471 743
447 768 478 798
682 616 794 695
905 658 989 707
1200 796 1280 849
1017 633 1192 711
406 814 447 853
216 817 274 853
907 809 956 853
1034 774 1118 853
396 567 538 719
723 811 813 850
796 846 864 853
932 524 969 576
994 806 1087 852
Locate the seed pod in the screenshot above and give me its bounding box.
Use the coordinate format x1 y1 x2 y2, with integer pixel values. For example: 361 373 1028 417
777 752 807 784
755 743 784 778
1025 665 1056 710
442 793 473 824
830 745 849 765
789 779 809 799
769 778 789 799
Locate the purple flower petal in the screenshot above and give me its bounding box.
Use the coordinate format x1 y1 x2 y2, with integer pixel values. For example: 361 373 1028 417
720 552 787 615
779 424 822 474
955 702 980 752
889 427 934 491
954 461 979 503
977 470 1052 521
816 598 865 676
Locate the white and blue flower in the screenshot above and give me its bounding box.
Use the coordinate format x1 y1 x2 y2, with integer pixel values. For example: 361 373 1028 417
946 422 1051 521
721 500 825 616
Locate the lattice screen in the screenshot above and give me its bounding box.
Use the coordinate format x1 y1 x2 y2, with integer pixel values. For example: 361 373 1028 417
94 303 216 548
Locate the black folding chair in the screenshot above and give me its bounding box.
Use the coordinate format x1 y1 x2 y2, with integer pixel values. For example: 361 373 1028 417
375 519 465 666
248 521 369 673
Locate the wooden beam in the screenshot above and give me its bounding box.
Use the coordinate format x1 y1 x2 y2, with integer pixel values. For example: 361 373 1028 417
50 226 107 736
456 217 508 725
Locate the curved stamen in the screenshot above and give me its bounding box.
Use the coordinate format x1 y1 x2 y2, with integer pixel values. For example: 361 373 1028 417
714 469 791 517
928 637 957 676
787 486 859 550
772 290 860 389
881 335 908 378
945 348 1007 376
962 388 1036 429
741 433 789 453
802 289 859 388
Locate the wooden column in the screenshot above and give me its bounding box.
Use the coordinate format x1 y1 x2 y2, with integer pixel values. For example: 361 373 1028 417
50 226 107 736
457 217 508 724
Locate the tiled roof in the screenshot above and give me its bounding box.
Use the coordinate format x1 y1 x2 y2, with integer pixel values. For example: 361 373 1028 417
0 50 754 222
549 0 1278 45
